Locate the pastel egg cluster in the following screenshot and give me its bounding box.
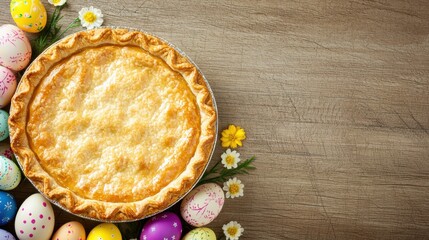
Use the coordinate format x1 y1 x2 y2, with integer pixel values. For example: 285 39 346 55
0 24 32 107
0 4 35 239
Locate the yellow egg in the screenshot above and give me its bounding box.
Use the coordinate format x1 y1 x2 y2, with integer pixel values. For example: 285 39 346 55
10 0 47 33
183 227 217 240
87 223 121 240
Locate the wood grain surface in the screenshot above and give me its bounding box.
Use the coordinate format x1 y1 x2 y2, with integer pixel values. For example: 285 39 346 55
1 0 429 239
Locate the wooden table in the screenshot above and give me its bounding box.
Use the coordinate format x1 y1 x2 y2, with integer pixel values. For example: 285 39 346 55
1 1 429 239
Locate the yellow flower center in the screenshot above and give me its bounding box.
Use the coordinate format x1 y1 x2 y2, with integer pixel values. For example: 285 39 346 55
83 12 96 23
229 183 240 195
228 133 237 142
226 155 235 165
52 0 61 3
227 227 238 236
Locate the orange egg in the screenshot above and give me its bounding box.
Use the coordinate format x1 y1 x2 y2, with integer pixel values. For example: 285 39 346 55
51 221 86 240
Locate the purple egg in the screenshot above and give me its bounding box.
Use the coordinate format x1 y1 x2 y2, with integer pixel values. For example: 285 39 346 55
140 212 182 240
0 229 15 240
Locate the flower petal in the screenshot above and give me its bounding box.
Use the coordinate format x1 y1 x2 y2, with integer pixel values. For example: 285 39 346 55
235 129 246 139
221 141 230 148
228 125 237 133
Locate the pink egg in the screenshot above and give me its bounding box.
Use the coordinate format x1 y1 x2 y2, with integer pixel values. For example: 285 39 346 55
0 141 14 160
180 183 225 227
0 24 32 71
0 66 17 108
140 212 182 240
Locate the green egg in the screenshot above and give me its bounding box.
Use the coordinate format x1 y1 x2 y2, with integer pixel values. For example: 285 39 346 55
183 227 217 240
0 110 9 141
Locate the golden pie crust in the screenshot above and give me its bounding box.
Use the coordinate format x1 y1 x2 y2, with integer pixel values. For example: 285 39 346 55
9 28 217 221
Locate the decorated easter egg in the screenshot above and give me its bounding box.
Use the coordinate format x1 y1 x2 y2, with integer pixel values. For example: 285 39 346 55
10 0 47 33
51 221 86 240
140 212 182 240
0 66 17 108
182 227 217 240
180 183 225 227
0 141 14 160
0 156 21 190
0 229 16 239
0 191 17 226
0 24 32 71
15 193 55 240
0 110 9 141
87 223 121 240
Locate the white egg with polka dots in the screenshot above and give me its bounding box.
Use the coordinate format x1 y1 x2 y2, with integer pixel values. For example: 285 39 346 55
14 193 55 240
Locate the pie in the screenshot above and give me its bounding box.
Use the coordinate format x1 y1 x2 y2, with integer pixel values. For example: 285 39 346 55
8 28 217 221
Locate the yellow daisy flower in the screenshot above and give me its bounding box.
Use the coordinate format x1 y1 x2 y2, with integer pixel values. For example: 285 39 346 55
223 221 244 240
221 125 246 148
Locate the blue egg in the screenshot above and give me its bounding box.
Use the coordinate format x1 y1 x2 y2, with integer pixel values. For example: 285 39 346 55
0 110 8 141
0 229 15 239
0 191 17 226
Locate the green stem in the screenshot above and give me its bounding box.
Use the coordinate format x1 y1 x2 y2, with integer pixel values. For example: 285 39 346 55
200 159 222 183
198 176 225 185
44 5 59 31
54 18 80 42
198 156 256 185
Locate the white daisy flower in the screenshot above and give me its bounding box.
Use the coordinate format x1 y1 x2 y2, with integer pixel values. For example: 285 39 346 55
48 0 67 6
78 6 104 30
221 149 241 169
223 177 244 198
223 221 244 240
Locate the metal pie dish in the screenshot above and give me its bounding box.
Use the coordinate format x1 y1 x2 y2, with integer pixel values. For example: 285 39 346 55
10 27 218 222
